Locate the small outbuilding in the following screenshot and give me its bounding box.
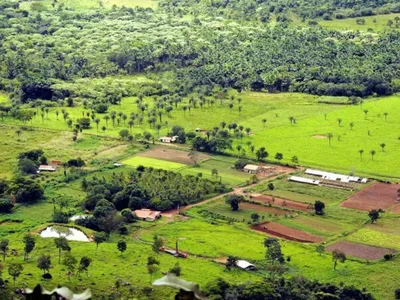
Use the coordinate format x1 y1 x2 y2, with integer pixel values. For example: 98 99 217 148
236 260 256 271
243 164 261 174
289 176 320 186
38 165 57 172
134 209 161 222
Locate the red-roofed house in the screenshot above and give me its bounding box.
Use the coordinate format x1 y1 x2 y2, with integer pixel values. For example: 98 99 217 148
134 209 161 222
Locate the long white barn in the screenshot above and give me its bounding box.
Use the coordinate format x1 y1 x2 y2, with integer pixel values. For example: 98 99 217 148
305 169 368 183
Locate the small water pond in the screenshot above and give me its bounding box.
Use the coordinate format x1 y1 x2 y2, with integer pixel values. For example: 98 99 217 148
40 226 89 242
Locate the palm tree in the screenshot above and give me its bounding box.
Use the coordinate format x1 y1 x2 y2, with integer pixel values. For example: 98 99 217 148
128 120 134 132
155 124 162 136
220 121 226 129
383 112 388 122
236 145 242 157
262 119 267 127
229 103 234 112
349 122 354 130
16 129 22 138
360 100 364 110
327 133 333 147
238 106 242 115
55 110 59 120
103 115 110 127
370 150 376 161
359 149 364 161
182 106 187 117
94 118 100 131
245 128 251 136
380 143 386 152
101 126 106 134
337 118 342 126
289 116 295 125
363 109 368 120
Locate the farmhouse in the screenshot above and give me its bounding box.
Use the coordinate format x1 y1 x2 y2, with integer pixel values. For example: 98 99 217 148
305 169 367 183
243 164 261 174
289 176 320 185
38 165 57 172
159 136 178 143
236 260 256 271
134 209 161 222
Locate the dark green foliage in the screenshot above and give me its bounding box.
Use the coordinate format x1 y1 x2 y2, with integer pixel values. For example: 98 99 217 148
226 256 238 270
67 158 85 168
268 183 274 190
37 255 51 274
314 200 326 215
0 199 14 213
18 159 38 175
264 238 285 264
395 288 400 299
23 234 36 261
117 240 127 255
368 209 380 223
225 194 244 211
10 177 44 203
52 210 69 223
77 118 91 129
234 159 252 170
0 179 9 195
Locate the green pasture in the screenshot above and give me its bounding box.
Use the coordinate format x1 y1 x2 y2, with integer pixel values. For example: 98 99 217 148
319 13 400 32
122 156 186 170
251 175 354 205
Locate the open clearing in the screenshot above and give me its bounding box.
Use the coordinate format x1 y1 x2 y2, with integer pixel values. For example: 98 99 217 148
341 183 400 211
326 241 397 260
251 194 311 212
138 146 210 165
122 156 186 170
252 222 324 243
240 202 287 216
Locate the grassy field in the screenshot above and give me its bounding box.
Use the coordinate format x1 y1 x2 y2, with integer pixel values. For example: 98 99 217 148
5 92 400 179
122 156 186 170
319 13 400 32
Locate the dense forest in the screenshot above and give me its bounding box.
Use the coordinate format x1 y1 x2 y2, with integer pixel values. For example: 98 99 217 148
0 0 399 107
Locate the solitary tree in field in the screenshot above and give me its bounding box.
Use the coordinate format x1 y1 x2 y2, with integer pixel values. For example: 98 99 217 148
363 109 369 119
15 129 22 139
337 118 342 127
251 213 260 223
226 256 238 270
327 133 333 147
23 234 36 261
8 263 23 289
384 112 388 122
380 143 386 152
101 126 106 134
78 256 91 277
349 122 354 130
103 115 110 127
275 153 283 162
63 253 77 282
262 119 267 127
54 237 70 263
147 256 160 283
229 103 234 112
314 201 325 215
188 151 199 166
388 20 393 27
359 149 364 161
37 254 51 274
238 106 242 115
0 239 9 261
128 120 134 132
370 150 376 160
152 235 164 256
289 116 295 125
368 210 379 223
220 121 226 129
211 168 218 177
93 232 107 255
316 244 325 256
264 238 285 264
117 240 127 256
94 118 100 131
245 127 251 136
56 110 59 120
332 250 346 270
225 194 244 211
155 124 162 136
291 156 299 164
256 147 268 161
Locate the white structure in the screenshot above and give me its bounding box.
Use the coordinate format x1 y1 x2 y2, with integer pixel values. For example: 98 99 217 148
243 164 261 174
305 169 367 183
289 176 320 185
159 136 178 143
38 165 57 172
236 260 256 271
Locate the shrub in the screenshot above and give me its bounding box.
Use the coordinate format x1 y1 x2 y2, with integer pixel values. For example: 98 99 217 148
384 254 394 261
0 199 14 213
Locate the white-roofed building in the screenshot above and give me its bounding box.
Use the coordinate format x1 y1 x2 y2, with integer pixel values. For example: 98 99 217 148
305 169 367 183
38 165 57 172
289 176 320 185
236 260 256 271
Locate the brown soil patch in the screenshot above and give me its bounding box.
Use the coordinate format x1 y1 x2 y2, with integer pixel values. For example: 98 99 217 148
341 183 400 212
252 222 324 243
313 135 327 139
251 194 311 212
138 146 210 165
391 204 400 213
326 241 397 260
241 202 286 215
298 218 343 232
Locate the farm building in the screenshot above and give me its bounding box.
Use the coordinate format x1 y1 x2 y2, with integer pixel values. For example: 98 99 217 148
236 260 256 271
159 136 178 143
289 176 320 185
38 165 57 172
134 209 161 222
243 164 261 174
305 169 367 183
50 160 62 165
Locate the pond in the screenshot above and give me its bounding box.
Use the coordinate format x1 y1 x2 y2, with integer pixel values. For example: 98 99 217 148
40 226 90 242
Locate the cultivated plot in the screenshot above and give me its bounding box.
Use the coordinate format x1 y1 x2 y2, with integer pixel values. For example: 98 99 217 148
326 241 396 260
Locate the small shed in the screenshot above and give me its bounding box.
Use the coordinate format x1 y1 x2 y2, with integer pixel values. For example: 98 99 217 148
236 260 256 271
134 209 161 222
38 165 57 172
243 164 261 174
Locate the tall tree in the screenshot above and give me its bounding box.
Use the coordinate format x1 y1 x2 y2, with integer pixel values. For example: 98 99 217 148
264 238 284 264
117 240 127 256
359 149 364 161
327 133 333 147
152 235 164 256
54 237 71 263
8 263 23 289
370 150 376 160
368 210 379 223
332 250 346 270
0 239 9 261
63 253 77 282
314 201 325 215
37 254 51 274
23 234 35 261
93 232 107 255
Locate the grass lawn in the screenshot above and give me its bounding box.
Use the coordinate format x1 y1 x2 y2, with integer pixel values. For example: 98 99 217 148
319 13 400 32
122 156 186 170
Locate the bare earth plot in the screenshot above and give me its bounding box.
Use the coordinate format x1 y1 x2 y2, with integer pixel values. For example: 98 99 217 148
137 147 210 165
326 241 397 260
251 222 324 243
341 183 400 212
251 194 312 212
